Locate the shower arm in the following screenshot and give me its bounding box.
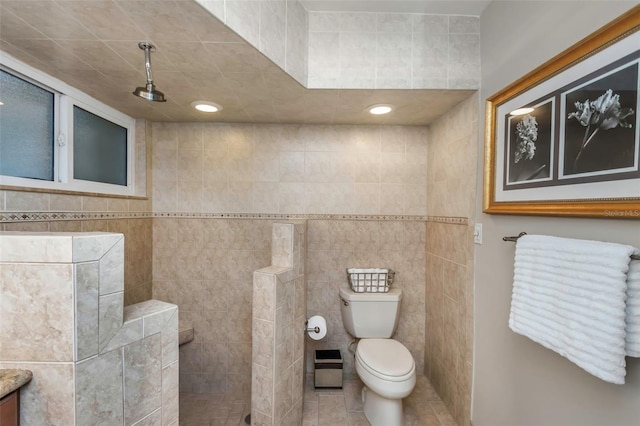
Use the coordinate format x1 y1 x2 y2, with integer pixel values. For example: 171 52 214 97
133 41 166 102
141 42 155 87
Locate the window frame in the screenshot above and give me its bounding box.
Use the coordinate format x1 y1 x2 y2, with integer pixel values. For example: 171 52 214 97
0 52 136 197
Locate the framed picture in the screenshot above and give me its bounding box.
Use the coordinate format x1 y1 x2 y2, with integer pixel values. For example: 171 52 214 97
484 6 640 218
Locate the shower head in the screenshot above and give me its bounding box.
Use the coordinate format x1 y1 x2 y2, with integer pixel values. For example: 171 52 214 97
133 82 166 102
133 42 166 102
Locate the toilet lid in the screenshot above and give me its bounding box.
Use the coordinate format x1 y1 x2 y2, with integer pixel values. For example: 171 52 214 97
357 339 414 378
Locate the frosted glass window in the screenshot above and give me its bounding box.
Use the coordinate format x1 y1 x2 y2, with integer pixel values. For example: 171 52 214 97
0 69 55 181
73 106 127 186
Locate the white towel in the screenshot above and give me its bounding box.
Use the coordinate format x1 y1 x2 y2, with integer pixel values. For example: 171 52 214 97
626 259 640 356
509 234 640 384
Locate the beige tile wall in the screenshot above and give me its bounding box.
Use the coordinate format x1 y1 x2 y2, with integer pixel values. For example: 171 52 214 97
426 93 478 219
154 218 273 396
308 12 480 89
150 122 429 398
425 93 477 426
425 222 474 426
153 216 427 397
151 122 428 216
306 219 426 378
195 0 478 90
195 0 309 86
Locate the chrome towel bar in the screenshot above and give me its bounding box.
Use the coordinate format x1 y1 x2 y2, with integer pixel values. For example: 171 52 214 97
503 232 640 260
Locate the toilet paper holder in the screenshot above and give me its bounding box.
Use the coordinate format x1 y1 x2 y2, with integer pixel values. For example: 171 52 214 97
305 315 327 340
305 320 320 334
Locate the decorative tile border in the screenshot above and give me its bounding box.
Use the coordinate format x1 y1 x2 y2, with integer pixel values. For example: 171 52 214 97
426 216 469 225
1 211 468 224
152 212 430 221
0 211 151 223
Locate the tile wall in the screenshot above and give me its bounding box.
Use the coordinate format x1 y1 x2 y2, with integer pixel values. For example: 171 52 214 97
151 123 428 216
308 12 480 89
153 218 273 396
150 122 429 398
252 222 306 425
425 93 478 426
0 120 153 306
194 1 479 91
0 232 178 425
306 219 426 378
195 0 309 85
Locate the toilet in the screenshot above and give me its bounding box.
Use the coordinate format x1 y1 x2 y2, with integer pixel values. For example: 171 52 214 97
339 287 416 426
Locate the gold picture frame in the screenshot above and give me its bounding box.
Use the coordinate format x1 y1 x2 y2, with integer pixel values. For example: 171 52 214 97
484 6 640 219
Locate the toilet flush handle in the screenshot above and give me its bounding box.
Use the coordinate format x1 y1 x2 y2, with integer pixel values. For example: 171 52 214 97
341 298 349 306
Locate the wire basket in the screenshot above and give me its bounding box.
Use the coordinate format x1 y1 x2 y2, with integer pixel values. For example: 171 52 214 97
346 268 395 293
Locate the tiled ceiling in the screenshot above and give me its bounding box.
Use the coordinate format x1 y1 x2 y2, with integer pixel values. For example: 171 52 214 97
0 0 475 125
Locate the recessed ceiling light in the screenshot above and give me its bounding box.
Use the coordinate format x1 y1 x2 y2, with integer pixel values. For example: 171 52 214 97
191 101 222 113
367 104 393 115
510 107 534 116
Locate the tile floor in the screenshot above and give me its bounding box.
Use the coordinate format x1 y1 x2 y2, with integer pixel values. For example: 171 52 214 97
179 374 456 426
179 393 251 426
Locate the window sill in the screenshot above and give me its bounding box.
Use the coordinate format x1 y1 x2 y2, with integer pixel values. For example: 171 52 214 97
0 184 148 200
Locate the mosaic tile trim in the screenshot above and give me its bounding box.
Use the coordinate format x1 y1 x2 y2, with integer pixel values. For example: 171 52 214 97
0 211 151 223
152 212 430 221
1 211 469 224
426 216 469 225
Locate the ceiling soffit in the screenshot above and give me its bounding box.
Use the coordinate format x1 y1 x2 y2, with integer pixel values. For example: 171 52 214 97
0 0 475 125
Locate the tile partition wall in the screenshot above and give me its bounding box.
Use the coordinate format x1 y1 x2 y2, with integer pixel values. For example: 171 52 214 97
0 232 178 425
252 222 306 425
0 119 153 306
425 93 478 426
307 12 480 89
1 217 152 306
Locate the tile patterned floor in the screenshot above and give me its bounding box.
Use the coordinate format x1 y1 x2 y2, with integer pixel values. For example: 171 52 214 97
179 393 251 426
179 375 456 426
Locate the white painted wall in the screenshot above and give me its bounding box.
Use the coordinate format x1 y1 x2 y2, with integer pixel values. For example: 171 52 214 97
473 2 640 425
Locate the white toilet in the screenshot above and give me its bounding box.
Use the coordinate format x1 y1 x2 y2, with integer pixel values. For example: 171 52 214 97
339 287 416 426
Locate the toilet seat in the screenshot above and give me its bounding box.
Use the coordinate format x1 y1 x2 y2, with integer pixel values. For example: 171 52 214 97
356 338 415 382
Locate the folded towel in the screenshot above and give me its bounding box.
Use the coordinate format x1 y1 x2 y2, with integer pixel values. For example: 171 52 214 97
509 234 639 384
626 260 640 356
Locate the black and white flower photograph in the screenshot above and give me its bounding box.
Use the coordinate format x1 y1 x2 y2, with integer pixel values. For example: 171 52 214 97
562 63 638 178
506 100 553 186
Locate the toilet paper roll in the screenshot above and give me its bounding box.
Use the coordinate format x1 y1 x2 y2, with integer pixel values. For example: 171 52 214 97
307 315 327 340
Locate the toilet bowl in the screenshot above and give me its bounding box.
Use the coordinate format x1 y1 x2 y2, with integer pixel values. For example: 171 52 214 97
355 338 416 426
339 287 416 425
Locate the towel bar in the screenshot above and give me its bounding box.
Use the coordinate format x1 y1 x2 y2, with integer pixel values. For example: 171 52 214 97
503 232 640 260
502 232 528 242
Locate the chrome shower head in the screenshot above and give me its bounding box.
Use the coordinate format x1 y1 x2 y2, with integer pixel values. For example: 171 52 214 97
133 42 166 102
133 82 166 102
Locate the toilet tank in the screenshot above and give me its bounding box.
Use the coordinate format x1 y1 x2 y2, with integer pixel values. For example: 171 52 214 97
339 287 402 338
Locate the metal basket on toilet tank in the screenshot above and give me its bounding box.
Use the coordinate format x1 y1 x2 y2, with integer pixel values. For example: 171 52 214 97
346 268 395 293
